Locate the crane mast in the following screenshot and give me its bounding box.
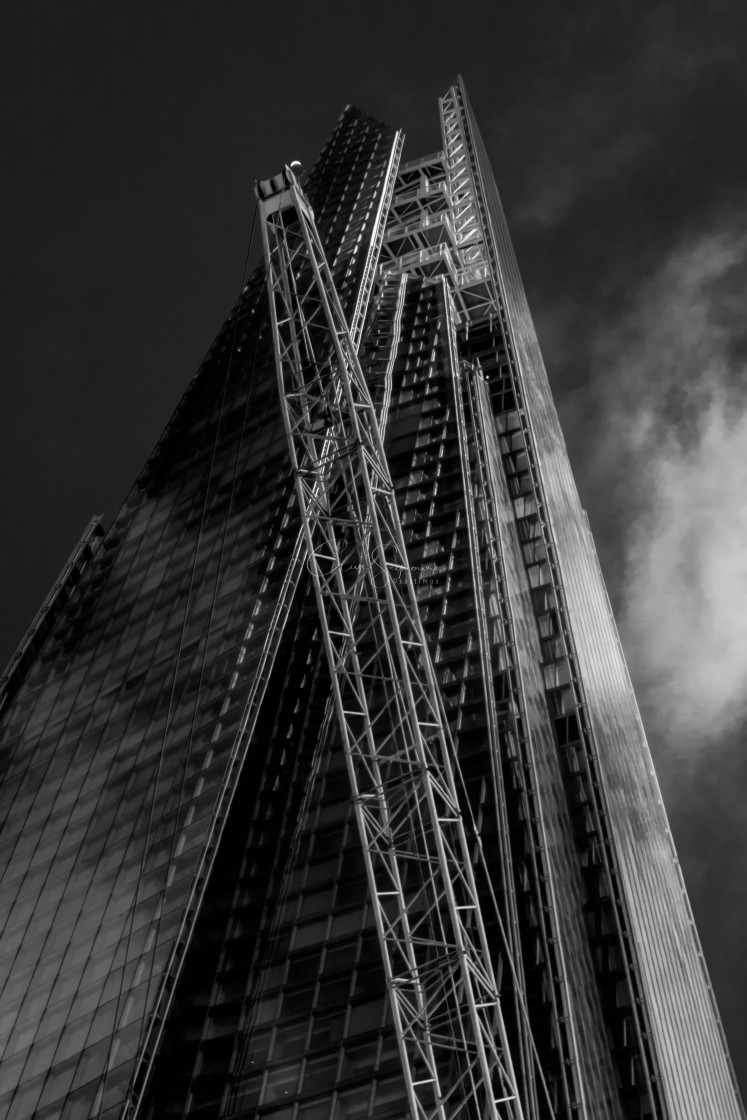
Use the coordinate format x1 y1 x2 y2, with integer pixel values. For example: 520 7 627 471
256 164 525 1120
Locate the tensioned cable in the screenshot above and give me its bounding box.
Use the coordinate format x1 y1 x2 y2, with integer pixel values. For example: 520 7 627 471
96 203 259 1119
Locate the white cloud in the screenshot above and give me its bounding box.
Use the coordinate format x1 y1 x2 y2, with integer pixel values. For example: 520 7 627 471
589 223 747 759
623 391 747 739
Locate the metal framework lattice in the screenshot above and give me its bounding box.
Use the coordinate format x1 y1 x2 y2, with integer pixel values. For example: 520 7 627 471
439 90 494 321
257 165 525 1120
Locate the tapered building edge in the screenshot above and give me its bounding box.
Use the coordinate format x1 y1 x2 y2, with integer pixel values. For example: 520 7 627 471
450 77 744 1120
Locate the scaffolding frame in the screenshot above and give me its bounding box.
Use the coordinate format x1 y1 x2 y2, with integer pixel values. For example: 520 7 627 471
257 165 524 1120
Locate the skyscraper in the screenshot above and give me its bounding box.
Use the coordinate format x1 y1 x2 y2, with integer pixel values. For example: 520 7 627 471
0 76 742 1120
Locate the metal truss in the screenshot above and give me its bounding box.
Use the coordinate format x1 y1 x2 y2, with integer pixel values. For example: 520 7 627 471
439 89 495 323
363 270 407 429
257 164 525 1120
380 149 492 325
348 132 404 349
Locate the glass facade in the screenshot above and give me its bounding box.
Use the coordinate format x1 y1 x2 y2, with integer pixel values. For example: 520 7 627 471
0 82 743 1120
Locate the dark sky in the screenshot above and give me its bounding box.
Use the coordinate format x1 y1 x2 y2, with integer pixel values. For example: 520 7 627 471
5 0 747 1098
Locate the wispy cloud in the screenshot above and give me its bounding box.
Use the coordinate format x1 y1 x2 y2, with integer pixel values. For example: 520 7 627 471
493 3 745 230
586 223 747 764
